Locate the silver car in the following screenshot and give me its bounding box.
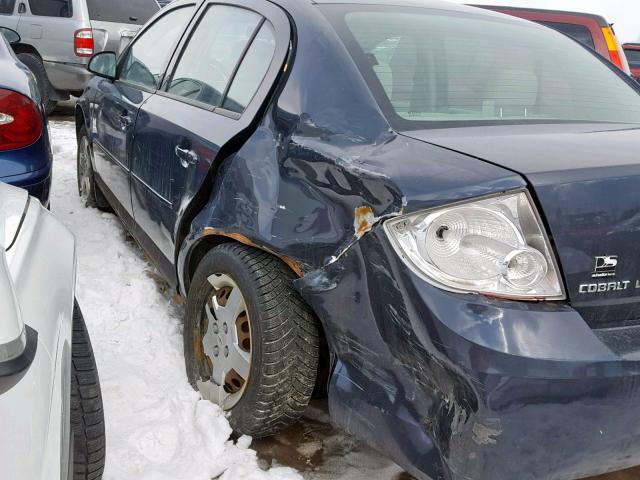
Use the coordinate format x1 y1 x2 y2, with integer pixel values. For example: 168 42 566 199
0 182 105 480
0 0 159 114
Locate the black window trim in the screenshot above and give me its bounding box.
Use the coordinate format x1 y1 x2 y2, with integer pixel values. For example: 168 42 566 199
157 2 267 120
115 3 198 94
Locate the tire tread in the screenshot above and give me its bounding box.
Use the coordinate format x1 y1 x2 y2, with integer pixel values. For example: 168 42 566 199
71 301 106 480
186 243 320 438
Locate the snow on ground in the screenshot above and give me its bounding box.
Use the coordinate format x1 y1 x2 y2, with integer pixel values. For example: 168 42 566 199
48 117 405 480
50 119 301 480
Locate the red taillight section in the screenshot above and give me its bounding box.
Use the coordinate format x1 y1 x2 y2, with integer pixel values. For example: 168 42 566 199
601 26 631 74
0 89 43 152
74 28 94 57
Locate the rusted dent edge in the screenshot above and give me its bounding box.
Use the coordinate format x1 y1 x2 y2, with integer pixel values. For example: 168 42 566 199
202 227 304 278
354 206 376 239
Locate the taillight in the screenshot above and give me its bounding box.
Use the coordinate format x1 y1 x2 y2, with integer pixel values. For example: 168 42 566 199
601 26 630 74
74 28 94 57
0 89 42 152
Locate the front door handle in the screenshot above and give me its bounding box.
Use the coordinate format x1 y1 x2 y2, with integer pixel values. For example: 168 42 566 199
118 113 132 129
175 145 198 168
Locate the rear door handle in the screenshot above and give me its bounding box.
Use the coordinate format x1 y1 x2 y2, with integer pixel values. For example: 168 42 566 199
175 146 198 168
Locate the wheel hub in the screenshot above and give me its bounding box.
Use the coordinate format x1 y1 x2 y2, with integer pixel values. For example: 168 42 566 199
197 273 252 410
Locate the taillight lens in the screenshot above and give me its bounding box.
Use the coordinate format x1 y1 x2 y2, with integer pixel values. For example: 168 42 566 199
0 89 42 152
74 28 94 57
384 191 565 300
601 26 631 74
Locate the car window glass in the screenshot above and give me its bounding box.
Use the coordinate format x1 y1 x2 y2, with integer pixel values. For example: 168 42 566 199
626 49 640 69
119 6 194 90
86 0 159 25
0 0 15 15
223 22 276 113
538 21 595 50
330 7 640 128
166 5 262 108
28 0 72 17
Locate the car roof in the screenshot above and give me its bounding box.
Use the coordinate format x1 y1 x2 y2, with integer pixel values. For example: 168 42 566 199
169 0 524 21
473 4 609 27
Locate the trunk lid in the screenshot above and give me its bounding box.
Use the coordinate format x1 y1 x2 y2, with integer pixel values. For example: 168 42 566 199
402 123 640 328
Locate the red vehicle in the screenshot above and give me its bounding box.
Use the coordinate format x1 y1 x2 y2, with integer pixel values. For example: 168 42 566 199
623 43 640 80
476 5 631 75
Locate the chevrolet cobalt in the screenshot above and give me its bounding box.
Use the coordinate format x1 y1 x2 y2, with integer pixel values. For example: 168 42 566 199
76 1 640 478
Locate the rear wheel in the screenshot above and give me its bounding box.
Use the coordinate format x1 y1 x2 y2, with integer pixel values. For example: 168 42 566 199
71 300 105 480
77 126 110 210
184 243 320 438
16 52 57 115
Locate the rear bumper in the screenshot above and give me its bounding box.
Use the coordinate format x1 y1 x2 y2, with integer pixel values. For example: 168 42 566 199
43 61 92 93
297 228 640 480
1 165 52 207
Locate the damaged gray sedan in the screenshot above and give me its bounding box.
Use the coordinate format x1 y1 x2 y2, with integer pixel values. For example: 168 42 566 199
76 0 640 478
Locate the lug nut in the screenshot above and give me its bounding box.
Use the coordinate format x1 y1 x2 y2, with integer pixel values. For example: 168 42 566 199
224 346 229 357
223 323 228 334
213 346 219 357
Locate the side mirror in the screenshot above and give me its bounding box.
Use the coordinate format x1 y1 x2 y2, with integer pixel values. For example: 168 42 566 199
88 51 117 80
0 27 20 45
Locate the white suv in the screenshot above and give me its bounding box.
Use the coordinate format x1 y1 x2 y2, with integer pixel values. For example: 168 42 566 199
0 183 105 480
0 0 159 113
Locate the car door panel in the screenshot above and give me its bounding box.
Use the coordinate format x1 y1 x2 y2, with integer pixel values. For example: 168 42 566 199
16 0 77 64
0 0 20 29
91 4 196 223
92 80 149 217
131 95 233 263
130 0 290 270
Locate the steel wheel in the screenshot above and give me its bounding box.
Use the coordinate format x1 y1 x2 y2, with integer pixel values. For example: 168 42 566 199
197 273 252 410
78 136 92 202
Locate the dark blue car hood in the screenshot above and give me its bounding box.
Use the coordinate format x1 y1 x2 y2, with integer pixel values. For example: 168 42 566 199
403 123 640 328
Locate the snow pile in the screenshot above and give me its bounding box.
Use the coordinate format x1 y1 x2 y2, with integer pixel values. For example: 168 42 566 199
49 120 302 480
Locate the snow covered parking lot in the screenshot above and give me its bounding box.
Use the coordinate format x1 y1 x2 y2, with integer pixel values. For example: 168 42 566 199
48 117 407 480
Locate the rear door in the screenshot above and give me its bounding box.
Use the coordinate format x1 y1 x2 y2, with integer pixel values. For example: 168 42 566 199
129 0 290 272
92 4 193 218
15 0 76 64
85 0 159 54
0 1 20 30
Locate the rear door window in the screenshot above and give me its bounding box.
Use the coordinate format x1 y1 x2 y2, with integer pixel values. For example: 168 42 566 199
86 0 159 25
626 49 640 69
222 22 276 113
166 5 264 110
28 0 72 17
0 0 15 15
119 6 194 90
538 21 595 50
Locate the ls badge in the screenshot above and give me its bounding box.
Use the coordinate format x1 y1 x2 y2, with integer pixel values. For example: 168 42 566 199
592 255 618 278
578 255 640 294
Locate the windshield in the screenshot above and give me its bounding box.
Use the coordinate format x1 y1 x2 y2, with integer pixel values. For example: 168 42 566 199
324 5 640 130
